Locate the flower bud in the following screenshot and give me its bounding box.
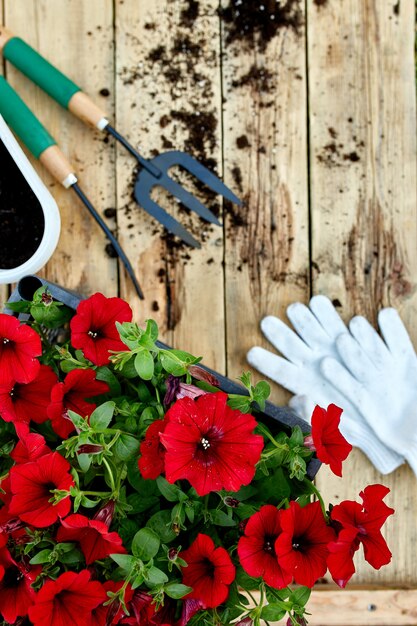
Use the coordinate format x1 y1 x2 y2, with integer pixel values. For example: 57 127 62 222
303 434 316 451
93 500 116 527
224 496 240 508
188 365 219 386
77 444 103 455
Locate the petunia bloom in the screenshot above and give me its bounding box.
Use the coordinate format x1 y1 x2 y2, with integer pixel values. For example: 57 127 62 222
120 589 175 624
0 314 41 384
238 505 292 589
138 417 169 480
9 451 74 527
56 513 126 565
275 500 336 588
310 404 352 477
0 365 57 424
160 392 264 496
70 293 132 366
0 548 41 623
328 484 394 587
28 569 107 626
11 431 50 464
180 533 235 608
47 368 110 438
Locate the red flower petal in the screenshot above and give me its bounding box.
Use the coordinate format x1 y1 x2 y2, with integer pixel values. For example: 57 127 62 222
9 452 74 527
0 315 41 385
180 533 235 608
276 501 336 588
56 513 126 565
238 505 292 589
28 570 106 626
311 404 352 477
138 418 168 480
70 293 132 366
161 392 263 496
0 365 57 425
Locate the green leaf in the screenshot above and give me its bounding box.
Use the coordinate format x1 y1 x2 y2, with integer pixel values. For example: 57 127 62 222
291 586 311 607
89 401 115 431
30 301 73 329
4 300 31 313
261 604 287 621
235 567 261 591
145 566 169 587
110 553 137 573
164 582 193 599
253 380 271 410
96 366 121 396
146 510 178 543
127 492 159 514
159 349 200 376
114 433 140 461
290 425 304 447
131 528 160 561
134 350 155 380
59 548 84 564
29 549 52 564
67 410 88 430
77 453 92 473
209 509 236 527
156 476 183 502
227 395 252 413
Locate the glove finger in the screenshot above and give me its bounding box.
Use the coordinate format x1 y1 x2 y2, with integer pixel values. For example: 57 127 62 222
288 395 316 423
260 316 311 364
349 315 392 370
286 302 331 350
335 334 376 383
320 357 367 410
247 347 302 395
378 308 417 361
309 294 348 338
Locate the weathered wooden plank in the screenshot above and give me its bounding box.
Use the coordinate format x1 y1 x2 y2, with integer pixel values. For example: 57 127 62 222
256 587 417 625
4 0 117 297
308 0 417 584
220 1 310 401
115 0 225 370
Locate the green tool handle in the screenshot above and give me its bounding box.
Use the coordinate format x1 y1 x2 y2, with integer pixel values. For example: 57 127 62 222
0 26 109 129
0 76 77 187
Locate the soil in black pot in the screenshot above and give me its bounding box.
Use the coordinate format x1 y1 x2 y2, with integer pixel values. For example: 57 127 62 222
0 140 45 269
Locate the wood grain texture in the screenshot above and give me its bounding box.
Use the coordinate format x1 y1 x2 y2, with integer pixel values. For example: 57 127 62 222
221 1 310 401
4 0 117 296
308 0 417 584
255 587 417 625
115 0 225 370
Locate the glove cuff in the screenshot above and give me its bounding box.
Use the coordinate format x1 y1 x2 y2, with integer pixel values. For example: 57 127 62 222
342 422 404 475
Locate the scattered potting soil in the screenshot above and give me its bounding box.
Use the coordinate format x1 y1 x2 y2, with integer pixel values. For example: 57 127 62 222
218 0 303 52
0 140 44 269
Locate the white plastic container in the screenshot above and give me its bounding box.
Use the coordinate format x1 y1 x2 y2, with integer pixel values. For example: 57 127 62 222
0 115 60 283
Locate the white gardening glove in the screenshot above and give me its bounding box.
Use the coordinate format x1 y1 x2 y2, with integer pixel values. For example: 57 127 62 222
247 296 403 474
320 307 417 475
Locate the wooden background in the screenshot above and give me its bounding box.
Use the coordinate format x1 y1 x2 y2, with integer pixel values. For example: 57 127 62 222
1 0 416 622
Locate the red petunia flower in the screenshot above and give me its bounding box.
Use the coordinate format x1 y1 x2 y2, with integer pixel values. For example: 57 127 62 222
237 505 292 589
9 452 74 527
176 599 205 626
70 293 132 366
28 569 107 626
310 404 352 477
56 513 126 565
180 533 236 608
0 549 41 623
0 314 41 384
275 501 336 588
11 431 50 464
138 417 169 480
160 392 264 496
91 580 133 626
0 365 57 425
47 368 110 438
328 484 394 587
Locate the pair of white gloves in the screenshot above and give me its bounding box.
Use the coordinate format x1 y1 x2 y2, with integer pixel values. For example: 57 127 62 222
248 295 417 475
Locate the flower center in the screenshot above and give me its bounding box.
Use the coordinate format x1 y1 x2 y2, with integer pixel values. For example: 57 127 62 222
263 534 276 555
2 565 23 588
200 437 211 450
2 338 9 344
88 330 98 339
292 536 306 552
